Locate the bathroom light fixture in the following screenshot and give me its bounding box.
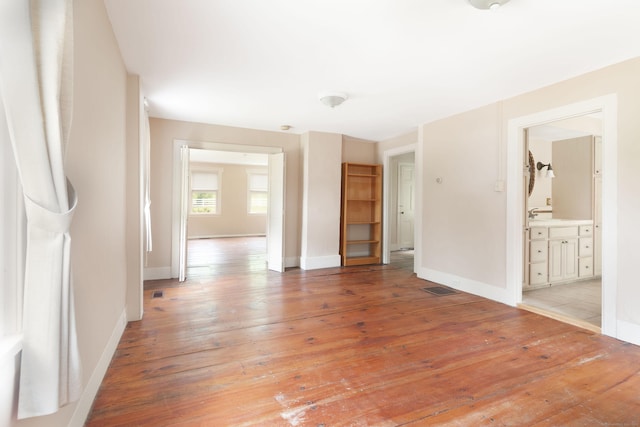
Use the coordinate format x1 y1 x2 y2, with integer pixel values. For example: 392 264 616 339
468 0 510 10
537 161 555 178
318 92 348 108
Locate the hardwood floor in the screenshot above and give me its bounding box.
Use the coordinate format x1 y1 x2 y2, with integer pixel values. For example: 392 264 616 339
86 237 640 426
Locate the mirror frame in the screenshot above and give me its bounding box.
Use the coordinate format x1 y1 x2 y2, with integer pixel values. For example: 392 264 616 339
528 150 535 196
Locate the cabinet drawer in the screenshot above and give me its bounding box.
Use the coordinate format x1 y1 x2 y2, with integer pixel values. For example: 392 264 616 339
529 262 548 285
579 225 593 236
530 227 547 240
530 240 548 263
549 226 578 238
579 237 593 257
579 257 593 277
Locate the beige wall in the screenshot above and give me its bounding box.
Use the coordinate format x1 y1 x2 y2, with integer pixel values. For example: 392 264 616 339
342 135 377 164
14 0 130 426
418 56 640 333
376 130 418 163
187 162 267 238
300 131 343 269
148 118 301 272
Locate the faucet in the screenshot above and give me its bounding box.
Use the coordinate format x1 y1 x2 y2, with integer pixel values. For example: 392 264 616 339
528 207 539 220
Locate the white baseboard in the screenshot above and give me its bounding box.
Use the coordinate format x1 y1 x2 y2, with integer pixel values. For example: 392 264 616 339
417 267 512 306
144 266 171 281
69 309 127 427
616 320 640 347
300 255 341 270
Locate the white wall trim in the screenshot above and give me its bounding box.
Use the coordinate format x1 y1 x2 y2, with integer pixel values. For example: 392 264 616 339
616 320 640 347
69 309 127 427
418 268 512 306
171 140 283 278
506 94 618 338
382 143 417 267
300 255 341 270
144 266 172 281
188 233 266 240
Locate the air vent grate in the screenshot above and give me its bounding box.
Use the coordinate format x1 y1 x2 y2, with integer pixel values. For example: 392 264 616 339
152 290 164 299
422 286 457 296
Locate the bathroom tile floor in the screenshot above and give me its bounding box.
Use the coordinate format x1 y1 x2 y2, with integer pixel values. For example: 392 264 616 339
522 278 601 327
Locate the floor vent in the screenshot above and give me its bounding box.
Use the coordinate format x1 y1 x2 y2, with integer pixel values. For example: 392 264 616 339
152 290 164 299
422 286 457 296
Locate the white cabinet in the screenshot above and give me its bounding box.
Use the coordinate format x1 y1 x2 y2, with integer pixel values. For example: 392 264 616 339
525 220 594 290
578 225 594 278
527 227 548 288
548 238 578 283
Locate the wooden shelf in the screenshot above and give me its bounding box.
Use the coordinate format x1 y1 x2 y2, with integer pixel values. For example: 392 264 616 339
340 163 382 266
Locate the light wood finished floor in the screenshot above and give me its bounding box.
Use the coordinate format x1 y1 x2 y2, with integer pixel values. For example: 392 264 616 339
86 237 640 426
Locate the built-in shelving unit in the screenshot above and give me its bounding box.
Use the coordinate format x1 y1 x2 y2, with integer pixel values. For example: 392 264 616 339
340 163 382 266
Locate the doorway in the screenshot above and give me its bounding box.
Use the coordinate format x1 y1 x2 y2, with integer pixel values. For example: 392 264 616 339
521 115 602 330
506 94 617 338
383 145 417 270
171 140 285 281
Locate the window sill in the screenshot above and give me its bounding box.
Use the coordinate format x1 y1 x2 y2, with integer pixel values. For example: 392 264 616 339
0 334 23 360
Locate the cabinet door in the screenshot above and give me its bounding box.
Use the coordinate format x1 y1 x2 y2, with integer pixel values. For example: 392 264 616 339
548 240 564 283
530 240 547 263
549 238 578 283
563 239 579 280
529 262 548 286
579 237 593 257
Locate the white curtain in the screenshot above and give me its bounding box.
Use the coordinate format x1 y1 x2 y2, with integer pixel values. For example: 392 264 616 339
143 106 153 257
0 0 81 419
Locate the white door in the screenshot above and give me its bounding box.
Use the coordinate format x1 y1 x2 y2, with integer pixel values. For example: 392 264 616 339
267 152 285 272
178 145 190 281
397 163 414 249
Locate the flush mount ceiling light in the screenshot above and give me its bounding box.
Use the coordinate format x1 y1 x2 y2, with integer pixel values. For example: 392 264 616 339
468 0 510 10
318 92 348 108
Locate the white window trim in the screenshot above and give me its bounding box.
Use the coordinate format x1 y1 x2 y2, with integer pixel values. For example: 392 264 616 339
246 169 268 215
190 167 222 216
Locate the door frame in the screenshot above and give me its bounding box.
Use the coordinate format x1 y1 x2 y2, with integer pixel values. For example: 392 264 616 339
170 139 283 279
506 94 618 337
382 143 417 268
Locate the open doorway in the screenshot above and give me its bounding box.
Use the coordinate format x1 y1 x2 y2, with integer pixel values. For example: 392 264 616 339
507 94 617 338
171 140 285 281
383 145 416 270
185 148 269 278
521 114 602 330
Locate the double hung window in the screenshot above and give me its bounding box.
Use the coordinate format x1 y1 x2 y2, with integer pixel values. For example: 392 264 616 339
191 169 221 215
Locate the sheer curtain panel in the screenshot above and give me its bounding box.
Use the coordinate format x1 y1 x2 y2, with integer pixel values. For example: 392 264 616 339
0 0 81 419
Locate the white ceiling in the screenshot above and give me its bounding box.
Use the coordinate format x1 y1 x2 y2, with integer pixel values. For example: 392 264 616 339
104 0 640 141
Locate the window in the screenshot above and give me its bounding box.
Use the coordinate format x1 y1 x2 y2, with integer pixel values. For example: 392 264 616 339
247 171 268 214
191 169 220 215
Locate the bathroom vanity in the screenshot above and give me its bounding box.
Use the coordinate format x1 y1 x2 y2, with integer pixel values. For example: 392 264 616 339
526 219 594 290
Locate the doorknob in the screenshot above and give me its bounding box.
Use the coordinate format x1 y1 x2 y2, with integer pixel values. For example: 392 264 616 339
400 211 405 214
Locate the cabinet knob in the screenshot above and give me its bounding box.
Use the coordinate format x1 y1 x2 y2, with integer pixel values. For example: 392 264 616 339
586 245 590 249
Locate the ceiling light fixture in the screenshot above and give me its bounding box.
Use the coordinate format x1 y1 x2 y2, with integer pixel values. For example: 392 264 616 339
318 92 348 108
537 161 555 178
468 0 510 10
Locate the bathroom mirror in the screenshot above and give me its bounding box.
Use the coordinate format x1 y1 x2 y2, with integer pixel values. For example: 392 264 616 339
528 150 535 196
